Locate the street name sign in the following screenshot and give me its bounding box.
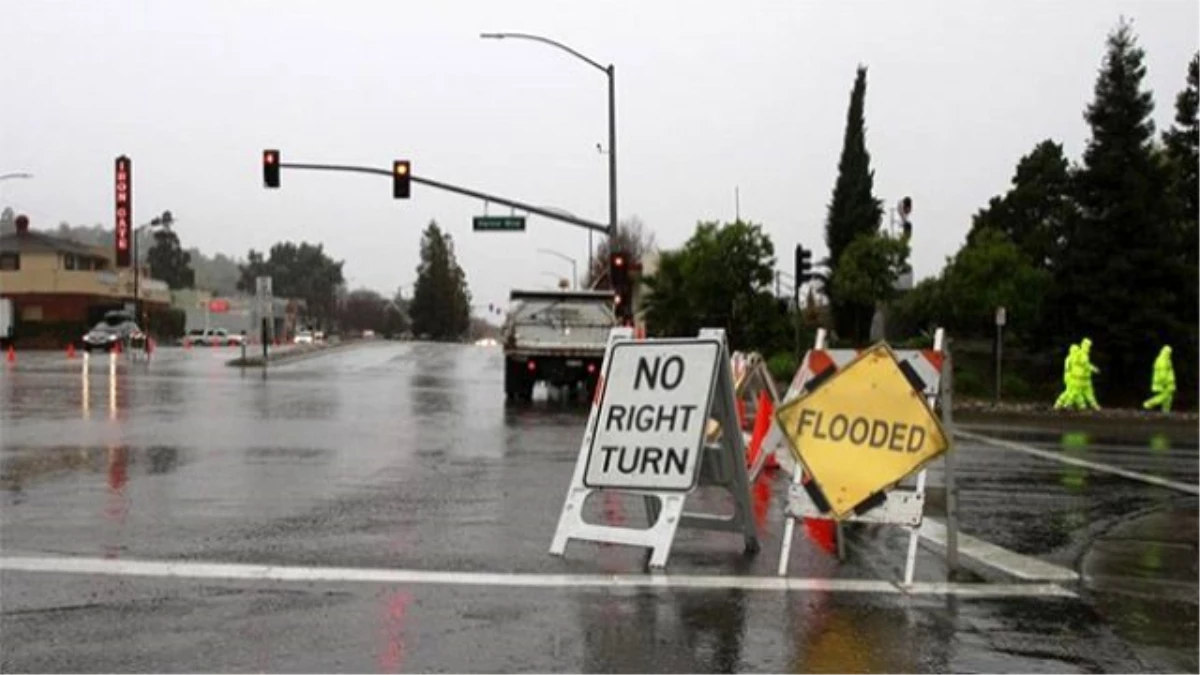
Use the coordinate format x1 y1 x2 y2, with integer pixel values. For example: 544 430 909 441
584 340 721 491
775 342 948 519
473 216 526 232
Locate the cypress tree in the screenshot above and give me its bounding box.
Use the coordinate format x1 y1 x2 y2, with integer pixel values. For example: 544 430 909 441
824 65 883 342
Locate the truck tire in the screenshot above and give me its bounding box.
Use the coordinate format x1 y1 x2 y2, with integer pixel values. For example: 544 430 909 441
505 360 535 402
505 361 520 400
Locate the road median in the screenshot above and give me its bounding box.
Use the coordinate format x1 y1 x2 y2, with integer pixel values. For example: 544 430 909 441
226 339 367 367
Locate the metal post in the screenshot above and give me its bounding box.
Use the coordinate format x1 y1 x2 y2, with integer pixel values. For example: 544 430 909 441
132 228 140 326
607 64 617 242
995 324 1003 403
943 339 959 576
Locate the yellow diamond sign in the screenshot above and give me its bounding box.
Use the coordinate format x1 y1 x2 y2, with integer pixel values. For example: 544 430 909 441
775 342 949 519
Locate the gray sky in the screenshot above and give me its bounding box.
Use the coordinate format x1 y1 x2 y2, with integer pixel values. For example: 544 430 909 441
2 1 1197 315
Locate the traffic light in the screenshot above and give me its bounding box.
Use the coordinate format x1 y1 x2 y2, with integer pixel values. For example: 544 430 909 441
610 251 632 323
393 160 411 199
263 149 280 188
795 244 813 282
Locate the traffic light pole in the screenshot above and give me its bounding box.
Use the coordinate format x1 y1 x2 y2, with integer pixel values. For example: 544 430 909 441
277 162 609 235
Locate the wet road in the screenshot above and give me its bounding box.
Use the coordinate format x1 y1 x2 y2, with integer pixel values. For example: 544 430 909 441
1 342 1196 673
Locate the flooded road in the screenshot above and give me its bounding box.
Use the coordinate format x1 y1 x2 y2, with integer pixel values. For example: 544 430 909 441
2 342 1196 672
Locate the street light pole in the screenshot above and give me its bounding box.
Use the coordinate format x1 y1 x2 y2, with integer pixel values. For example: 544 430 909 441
537 248 578 289
133 211 173 327
480 32 617 242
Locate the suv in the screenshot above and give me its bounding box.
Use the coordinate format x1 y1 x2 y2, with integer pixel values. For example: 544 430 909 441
82 311 146 352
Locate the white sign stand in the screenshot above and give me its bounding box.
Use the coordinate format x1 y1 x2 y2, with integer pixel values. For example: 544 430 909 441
550 327 759 568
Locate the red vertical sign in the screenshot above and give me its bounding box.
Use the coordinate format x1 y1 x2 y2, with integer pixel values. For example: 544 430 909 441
115 155 132 268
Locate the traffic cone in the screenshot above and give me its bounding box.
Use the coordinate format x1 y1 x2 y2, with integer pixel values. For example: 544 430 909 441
746 390 773 470
66 343 76 359
5 345 14 363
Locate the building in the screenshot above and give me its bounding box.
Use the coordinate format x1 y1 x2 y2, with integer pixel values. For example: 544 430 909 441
0 216 170 347
174 289 303 342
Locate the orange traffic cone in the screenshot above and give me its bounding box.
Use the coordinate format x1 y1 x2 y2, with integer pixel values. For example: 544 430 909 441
746 389 773 470
66 343 76 359
5 345 14 363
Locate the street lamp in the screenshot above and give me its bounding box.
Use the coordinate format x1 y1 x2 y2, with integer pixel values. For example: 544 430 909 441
0 172 33 208
537 248 578 289
480 32 618 244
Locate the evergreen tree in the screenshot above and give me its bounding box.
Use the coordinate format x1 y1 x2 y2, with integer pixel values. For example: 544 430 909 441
237 242 345 327
1048 19 1181 402
969 140 1077 270
824 66 884 342
409 221 472 341
1161 52 1199 407
1163 53 1199 234
147 227 195 290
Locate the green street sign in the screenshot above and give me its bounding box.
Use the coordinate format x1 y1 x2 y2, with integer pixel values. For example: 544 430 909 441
473 216 526 232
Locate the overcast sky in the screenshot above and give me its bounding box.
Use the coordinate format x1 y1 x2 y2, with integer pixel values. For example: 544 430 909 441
2 1 1196 315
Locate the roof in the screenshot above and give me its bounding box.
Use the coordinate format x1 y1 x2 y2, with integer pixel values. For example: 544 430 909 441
0 230 110 258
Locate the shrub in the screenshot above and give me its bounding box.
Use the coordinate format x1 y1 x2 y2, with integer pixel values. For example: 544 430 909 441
766 351 798 384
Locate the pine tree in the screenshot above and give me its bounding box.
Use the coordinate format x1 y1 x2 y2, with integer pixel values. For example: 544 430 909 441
1161 52 1199 407
1048 19 1181 402
409 221 472 341
147 228 195 290
824 65 883 342
969 140 1077 270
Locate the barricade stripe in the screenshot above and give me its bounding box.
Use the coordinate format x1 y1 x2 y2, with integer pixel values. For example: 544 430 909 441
897 360 928 396
803 364 837 394
852 491 888 516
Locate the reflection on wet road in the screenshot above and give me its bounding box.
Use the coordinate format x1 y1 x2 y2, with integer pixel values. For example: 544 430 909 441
1 342 1196 673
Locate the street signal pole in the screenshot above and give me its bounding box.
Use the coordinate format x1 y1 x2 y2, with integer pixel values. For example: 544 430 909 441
259 154 608 234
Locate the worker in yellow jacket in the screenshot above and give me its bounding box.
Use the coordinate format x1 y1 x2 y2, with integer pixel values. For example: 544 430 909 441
1053 345 1081 409
1142 346 1175 413
1077 338 1100 410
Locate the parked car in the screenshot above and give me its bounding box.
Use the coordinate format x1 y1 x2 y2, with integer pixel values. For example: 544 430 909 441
82 311 146 352
183 328 245 347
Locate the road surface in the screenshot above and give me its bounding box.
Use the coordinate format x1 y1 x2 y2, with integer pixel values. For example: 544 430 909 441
2 342 1196 673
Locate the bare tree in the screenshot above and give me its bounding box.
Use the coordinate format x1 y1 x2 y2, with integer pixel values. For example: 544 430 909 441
584 216 657 289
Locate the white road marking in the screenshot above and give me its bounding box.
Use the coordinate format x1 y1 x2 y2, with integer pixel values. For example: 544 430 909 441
956 429 1200 495
0 555 1076 598
919 518 1079 582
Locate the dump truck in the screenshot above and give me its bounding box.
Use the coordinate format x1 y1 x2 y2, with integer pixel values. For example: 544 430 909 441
501 289 617 401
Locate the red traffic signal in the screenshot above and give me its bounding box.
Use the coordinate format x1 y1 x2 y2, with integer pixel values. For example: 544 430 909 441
263 149 280 188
